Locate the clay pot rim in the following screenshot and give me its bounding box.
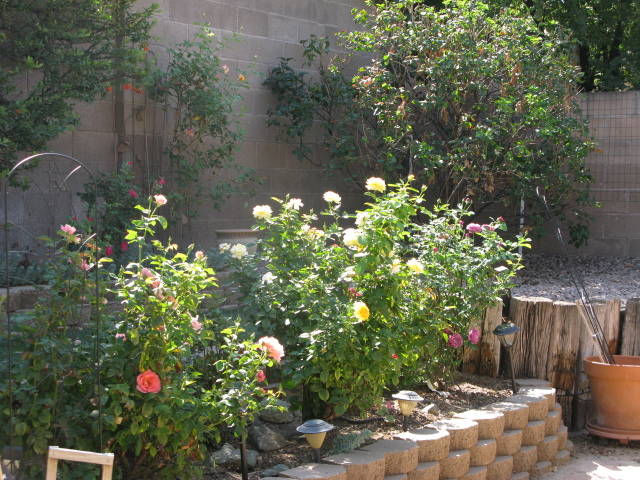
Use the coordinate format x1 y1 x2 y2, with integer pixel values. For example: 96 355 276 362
585 355 640 368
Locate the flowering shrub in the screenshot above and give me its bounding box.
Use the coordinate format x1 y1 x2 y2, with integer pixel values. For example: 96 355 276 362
1 197 282 479
234 178 528 417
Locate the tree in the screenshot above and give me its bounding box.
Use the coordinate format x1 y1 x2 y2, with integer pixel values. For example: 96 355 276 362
265 0 595 245
0 0 156 178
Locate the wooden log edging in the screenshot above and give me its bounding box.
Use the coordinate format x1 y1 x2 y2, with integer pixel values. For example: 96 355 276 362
276 384 573 480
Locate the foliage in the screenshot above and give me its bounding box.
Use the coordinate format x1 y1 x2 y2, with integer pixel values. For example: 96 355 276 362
0 198 280 479
0 251 48 286
229 178 528 418
492 0 640 91
145 27 255 221
0 0 156 180
265 0 595 246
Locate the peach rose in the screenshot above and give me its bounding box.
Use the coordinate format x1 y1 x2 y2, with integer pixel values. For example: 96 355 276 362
136 370 161 394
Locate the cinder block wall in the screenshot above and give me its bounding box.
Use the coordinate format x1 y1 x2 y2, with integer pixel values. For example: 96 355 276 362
12 0 366 249
539 91 640 256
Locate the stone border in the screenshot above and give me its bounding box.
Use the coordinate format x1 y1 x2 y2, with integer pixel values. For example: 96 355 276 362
270 380 573 480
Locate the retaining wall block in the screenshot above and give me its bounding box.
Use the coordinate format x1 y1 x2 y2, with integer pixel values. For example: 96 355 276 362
511 472 530 480
279 463 347 480
512 446 537 473
505 395 548 421
552 402 562 413
461 465 487 480
544 410 561 436
553 449 570 466
536 435 559 463
322 450 385 480
481 402 529 430
395 428 451 462
556 426 568 449
470 439 497 466
496 429 522 456
522 421 545 446
439 449 471 479
407 461 439 480
515 379 551 388
565 440 574 455
519 388 556 411
531 460 552 477
486 455 513 480
429 419 479 450
454 410 505 440
361 439 419 475
385 474 408 480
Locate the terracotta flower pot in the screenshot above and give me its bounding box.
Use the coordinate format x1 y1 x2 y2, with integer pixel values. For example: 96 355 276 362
584 355 640 441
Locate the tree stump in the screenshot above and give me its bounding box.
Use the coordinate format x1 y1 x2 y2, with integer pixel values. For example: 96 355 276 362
620 298 640 356
510 297 555 378
477 303 503 377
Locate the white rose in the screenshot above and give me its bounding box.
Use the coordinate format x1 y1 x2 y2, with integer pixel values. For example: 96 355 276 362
230 243 248 259
323 191 341 203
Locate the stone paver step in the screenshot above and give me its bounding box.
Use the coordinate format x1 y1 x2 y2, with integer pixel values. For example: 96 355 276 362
360 439 419 475
322 450 385 480
395 428 450 462
455 409 505 440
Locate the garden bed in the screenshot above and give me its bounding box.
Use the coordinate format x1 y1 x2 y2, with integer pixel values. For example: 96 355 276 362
512 254 640 304
205 373 514 479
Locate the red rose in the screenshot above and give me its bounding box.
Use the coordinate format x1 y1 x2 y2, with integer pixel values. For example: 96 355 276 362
120 241 129 252
128 189 138 199
136 370 161 393
105 246 114 257
392 354 399 359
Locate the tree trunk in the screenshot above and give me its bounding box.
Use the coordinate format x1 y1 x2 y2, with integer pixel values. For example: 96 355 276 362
620 298 640 356
477 302 503 377
546 301 581 393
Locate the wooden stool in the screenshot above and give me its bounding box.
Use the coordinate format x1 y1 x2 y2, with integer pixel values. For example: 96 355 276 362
46 447 114 480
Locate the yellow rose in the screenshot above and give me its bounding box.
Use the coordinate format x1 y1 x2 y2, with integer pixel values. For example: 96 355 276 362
353 301 370 321
365 177 386 192
323 191 342 203
391 258 402 273
252 204 272 220
407 258 424 274
343 228 362 248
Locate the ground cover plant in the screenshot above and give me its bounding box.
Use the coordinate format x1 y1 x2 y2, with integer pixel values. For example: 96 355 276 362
226 177 529 419
265 0 595 246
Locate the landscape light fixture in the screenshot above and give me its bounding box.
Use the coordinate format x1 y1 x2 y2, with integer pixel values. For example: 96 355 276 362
493 321 521 394
392 390 424 431
297 419 334 462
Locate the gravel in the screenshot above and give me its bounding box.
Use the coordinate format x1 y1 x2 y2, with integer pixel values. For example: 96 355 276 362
511 255 640 305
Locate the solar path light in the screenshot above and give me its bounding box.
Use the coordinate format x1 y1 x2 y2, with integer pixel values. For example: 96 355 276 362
493 321 521 394
297 419 335 462
392 390 424 431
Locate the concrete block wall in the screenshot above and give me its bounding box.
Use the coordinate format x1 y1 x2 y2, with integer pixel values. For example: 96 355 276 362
8 0 367 249
273 383 573 480
540 90 640 256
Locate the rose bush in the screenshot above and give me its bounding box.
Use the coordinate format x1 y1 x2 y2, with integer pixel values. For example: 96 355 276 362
232 178 529 417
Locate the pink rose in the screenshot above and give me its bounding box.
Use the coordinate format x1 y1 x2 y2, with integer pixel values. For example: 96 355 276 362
497 216 505 222
115 333 127 341
140 268 155 280
468 328 481 345
120 241 129 252
482 224 495 231
136 370 161 394
154 194 167 206
466 223 482 233
448 333 463 348
105 245 114 257
79 259 91 271
433 247 439 252
128 189 138 199
258 336 285 363
158 177 167 185
60 224 76 235
443 327 453 335
391 353 399 359
191 318 203 331
256 370 266 383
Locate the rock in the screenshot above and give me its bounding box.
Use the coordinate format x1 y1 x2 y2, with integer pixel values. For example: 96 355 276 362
260 399 296 424
262 463 290 477
210 443 259 468
249 420 289 451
